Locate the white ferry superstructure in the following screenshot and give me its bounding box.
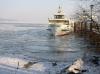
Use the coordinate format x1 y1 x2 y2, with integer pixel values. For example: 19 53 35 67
48 6 74 36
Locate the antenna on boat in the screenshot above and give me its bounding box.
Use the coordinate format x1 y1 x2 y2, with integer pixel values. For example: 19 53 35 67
57 0 63 13
58 0 63 7
58 6 62 13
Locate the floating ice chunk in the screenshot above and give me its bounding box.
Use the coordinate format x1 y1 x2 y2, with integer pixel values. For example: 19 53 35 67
67 58 84 73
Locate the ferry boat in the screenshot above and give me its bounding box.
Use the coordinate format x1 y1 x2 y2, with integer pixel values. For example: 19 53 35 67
48 6 74 36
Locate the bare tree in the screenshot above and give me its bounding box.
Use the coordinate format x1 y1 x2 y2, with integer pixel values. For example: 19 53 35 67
74 0 100 32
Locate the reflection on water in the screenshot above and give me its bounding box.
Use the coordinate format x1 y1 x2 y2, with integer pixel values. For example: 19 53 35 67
0 24 99 63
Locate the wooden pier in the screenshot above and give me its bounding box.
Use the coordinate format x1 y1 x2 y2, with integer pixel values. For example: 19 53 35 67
74 20 100 46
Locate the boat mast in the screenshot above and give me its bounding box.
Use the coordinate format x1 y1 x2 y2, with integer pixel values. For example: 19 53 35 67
58 0 63 8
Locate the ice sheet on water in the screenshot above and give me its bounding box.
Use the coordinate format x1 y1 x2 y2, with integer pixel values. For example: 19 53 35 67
0 56 56 74
0 56 27 68
0 56 47 72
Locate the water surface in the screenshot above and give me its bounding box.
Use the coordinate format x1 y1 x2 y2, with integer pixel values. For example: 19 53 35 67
0 23 99 74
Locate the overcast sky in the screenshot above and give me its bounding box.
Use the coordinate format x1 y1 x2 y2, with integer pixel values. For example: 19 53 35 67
0 0 83 24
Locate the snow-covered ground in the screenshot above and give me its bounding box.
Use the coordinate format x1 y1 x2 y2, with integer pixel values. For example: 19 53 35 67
0 56 100 74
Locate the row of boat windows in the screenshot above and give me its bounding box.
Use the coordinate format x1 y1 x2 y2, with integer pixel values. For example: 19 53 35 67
54 20 69 24
54 15 64 19
50 24 73 28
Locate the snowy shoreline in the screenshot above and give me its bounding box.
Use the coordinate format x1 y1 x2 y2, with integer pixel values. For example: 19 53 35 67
0 56 100 74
